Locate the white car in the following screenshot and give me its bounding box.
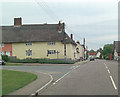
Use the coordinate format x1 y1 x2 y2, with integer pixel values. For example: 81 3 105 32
0 59 6 65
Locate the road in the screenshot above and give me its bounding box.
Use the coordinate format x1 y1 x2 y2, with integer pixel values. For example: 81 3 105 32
2 64 77 81
39 60 118 95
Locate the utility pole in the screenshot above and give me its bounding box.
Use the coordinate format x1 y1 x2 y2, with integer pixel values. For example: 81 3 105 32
63 22 66 59
84 38 85 60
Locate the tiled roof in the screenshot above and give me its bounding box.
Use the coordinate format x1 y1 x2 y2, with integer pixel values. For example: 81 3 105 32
89 52 96 55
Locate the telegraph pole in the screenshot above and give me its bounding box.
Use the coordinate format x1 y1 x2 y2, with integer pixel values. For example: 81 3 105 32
84 38 85 60
63 22 66 59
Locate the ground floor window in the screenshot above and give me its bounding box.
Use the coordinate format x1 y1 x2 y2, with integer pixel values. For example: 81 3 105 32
26 49 32 56
47 50 56 54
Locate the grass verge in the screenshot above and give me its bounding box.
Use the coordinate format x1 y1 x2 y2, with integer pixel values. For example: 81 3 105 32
2 70 37 95
5 63 23 66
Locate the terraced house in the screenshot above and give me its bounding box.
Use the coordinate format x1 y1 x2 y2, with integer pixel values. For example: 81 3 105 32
1 18 78 60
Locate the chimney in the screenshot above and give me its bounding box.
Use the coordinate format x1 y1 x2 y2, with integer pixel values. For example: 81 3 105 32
58 21 62 33
71 34 73 40
14 17 22 26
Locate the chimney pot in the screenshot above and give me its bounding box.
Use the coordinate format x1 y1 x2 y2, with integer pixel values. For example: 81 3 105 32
14 17 22 26
71 34 73 40
58 21 62 33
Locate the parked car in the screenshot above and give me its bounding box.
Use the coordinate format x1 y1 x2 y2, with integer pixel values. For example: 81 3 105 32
0 59 6 65
90 57 95 61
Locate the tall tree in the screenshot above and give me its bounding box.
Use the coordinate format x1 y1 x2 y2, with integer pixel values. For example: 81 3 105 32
102 44 113 60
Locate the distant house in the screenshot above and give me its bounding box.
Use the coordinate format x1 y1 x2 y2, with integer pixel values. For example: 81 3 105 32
1 17 77 60
113 41 120 61
95 51 101 58
88 51 96 58
75 41 84 60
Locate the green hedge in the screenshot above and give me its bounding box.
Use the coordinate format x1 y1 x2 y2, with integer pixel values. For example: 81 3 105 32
2 55 9 62
9 58 75 64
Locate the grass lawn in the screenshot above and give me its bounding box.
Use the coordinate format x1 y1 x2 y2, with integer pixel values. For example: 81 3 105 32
5 63 24 66
2 70 37 95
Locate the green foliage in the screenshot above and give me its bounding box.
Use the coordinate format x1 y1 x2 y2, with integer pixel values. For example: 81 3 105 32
9 58 75 64
2 55 9 62
2 70 37 95
100 54 102 59
102 44 113 60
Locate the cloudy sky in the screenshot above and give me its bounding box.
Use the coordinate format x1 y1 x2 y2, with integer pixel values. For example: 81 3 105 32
0 0 119 50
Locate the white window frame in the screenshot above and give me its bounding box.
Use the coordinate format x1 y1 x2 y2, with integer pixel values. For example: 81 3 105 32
47 50 56 54
26 49 32 56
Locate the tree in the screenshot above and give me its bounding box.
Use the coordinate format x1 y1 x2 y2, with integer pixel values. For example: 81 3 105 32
102 44 113 60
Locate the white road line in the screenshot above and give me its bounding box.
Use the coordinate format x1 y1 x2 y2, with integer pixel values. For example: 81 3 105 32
35 74 53 93
104 63 108 68
55 65 80 83
55 71 71 83
110 76 117 90
104 63 106 66
108 69 110 74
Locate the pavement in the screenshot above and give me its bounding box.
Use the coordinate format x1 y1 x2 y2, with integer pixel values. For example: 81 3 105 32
40 59 118 95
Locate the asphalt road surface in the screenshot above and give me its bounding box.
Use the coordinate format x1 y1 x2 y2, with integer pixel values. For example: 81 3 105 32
3 64 75 81
40 60 118 95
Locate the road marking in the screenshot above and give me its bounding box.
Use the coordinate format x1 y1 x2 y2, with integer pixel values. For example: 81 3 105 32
55 71 71 83
106 66 108 69
104 63 106 66
53 82 56 85
104 63 117 90
55 65 81 84
70 65 80 70
110 75 117 90
104 63 108 69
31 93 35 95
35 74 53 93
107 69 110 74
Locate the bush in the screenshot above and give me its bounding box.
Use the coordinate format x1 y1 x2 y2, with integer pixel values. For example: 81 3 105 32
9 58 75 64
105 56 109 60
2 55 9 62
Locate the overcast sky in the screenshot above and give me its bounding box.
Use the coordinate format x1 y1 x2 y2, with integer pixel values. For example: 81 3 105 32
0 0 119 50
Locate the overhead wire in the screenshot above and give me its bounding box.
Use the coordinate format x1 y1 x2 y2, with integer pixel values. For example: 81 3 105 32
34 0 102 48
34 0 84 41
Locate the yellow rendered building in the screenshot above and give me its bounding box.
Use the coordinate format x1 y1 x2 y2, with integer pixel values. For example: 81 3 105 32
2 18 77 60
12 42 76 60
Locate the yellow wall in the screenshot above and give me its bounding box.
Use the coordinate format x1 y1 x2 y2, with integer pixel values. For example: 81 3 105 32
12 42 76 60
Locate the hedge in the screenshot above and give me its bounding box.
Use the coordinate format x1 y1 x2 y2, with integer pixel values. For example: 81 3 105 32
9 58 75 64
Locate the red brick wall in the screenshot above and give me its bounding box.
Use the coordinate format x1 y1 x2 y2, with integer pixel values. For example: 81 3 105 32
0 44 12 56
